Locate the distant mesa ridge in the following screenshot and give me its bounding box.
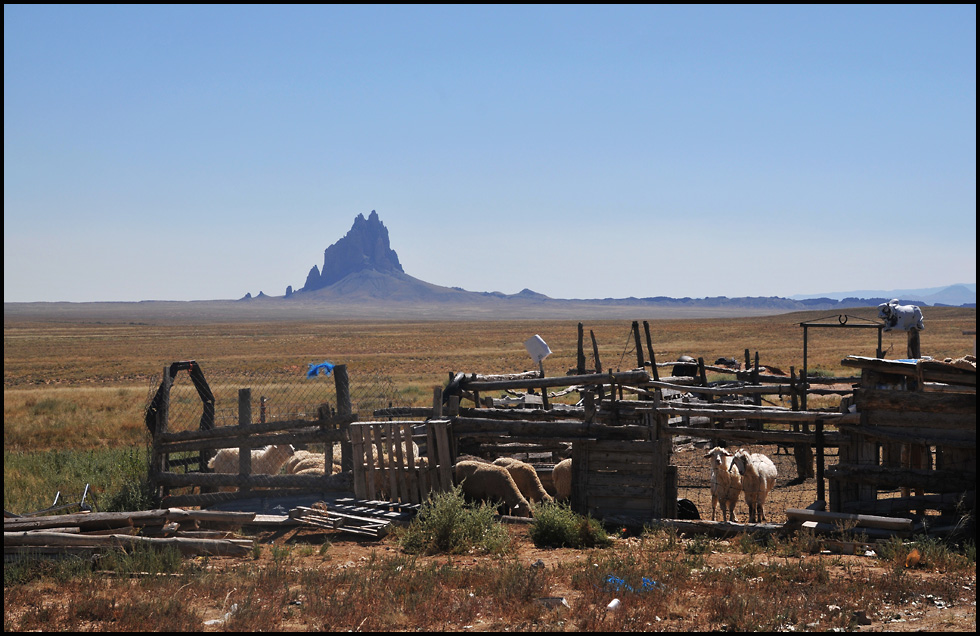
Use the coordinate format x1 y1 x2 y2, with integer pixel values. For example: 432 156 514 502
238 210 974 311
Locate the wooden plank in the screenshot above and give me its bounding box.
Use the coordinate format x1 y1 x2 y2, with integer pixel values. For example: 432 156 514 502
426 422 440 492
864 410 975 430
665 426 842 446
434 421 453 492
401 424 420 505
785 508 912 531
826 465 976 491
571 442 588 515
581 473 656 489
799 520 909 539
581 440 657 453
362 426 378 501
586 497 656 513
584 450 659 464
369 425 385 498
657 405 859 424
350 426 365 500
838 423 975 447
854 388 976 414
581 459 656 473
840 492 975 516
3 531 252 557
453 417 652 441
463 370 649 392
582 484 654 499
383 422 399 502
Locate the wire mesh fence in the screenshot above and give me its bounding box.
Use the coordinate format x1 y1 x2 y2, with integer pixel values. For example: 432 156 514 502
145 360 400 436
672 439 824 525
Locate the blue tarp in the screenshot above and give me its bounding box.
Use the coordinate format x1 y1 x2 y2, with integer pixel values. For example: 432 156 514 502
307 361 335 378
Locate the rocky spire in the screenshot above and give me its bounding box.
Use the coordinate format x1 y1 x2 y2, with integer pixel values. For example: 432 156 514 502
301 211 404 292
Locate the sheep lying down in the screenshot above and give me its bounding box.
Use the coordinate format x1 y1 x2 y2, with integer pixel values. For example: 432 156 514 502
283 448 343 475
207 444 296 492
454 460 532 518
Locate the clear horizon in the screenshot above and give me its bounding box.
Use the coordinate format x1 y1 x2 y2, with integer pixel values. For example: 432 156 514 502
4 6 976 303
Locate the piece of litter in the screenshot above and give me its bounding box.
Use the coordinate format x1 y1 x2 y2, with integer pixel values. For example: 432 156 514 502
536 597 570 609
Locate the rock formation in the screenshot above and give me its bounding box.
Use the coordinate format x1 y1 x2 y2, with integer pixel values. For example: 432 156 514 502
301 210 404 292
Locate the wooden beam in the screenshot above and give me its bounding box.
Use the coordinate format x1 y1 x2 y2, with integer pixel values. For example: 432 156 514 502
785 508 912 531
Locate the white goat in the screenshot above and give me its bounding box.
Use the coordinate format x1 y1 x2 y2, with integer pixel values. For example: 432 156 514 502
493 457 554 504
207 444 295 491
552 458 572 501
731 449 777 523
454 460 531 517
704 447 742 523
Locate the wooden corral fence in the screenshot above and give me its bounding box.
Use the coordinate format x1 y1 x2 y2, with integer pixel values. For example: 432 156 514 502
146 321 975 536
436 366 857 524
570 438 674 525
149 365 358 508
350 420 455 504
830 355 976 530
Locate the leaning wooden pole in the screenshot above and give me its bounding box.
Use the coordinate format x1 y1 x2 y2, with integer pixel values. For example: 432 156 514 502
590 329 605 400
632 321 645 370
335 364 353 473
643 321 660 382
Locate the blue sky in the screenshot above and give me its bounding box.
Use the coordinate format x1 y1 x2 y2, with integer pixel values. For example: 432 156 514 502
4 5 976 303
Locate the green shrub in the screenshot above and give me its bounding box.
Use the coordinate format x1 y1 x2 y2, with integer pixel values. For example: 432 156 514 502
399 485 510 555
528 502 611 549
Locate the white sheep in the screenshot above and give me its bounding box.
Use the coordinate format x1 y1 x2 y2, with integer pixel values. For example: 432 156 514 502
704 446 742 523
284 448 342 475
207 444 295 491
731 449 777 523
552 458 572 501
493 457 554 504
454 460 531 518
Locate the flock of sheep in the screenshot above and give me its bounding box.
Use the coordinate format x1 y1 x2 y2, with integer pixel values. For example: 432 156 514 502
206 442 777 524
704 446 778 524
205 443 571 517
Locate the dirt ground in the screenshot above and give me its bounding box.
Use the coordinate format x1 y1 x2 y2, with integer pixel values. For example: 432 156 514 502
232 522 975 632
4 510 974 632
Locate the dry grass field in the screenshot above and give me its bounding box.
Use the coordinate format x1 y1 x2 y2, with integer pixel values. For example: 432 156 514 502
4 306 976 632
4 306 975 452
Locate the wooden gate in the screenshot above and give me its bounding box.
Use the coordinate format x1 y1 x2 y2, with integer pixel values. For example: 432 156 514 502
350 420 455 504
570 438 675 524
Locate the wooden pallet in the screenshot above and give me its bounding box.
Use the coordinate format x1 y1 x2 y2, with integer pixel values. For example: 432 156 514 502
289 505 395 538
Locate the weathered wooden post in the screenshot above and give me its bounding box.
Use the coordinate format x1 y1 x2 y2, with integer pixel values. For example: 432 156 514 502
632 321 644 370
334 364 352 473
432 386 443 419
643 321 660 382
591 330 605 401
238 388 252 494
577 322 586 375
150 366 172 502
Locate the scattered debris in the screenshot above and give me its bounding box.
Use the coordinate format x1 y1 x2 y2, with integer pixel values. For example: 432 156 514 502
4 508 257 561
290 504 392 538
